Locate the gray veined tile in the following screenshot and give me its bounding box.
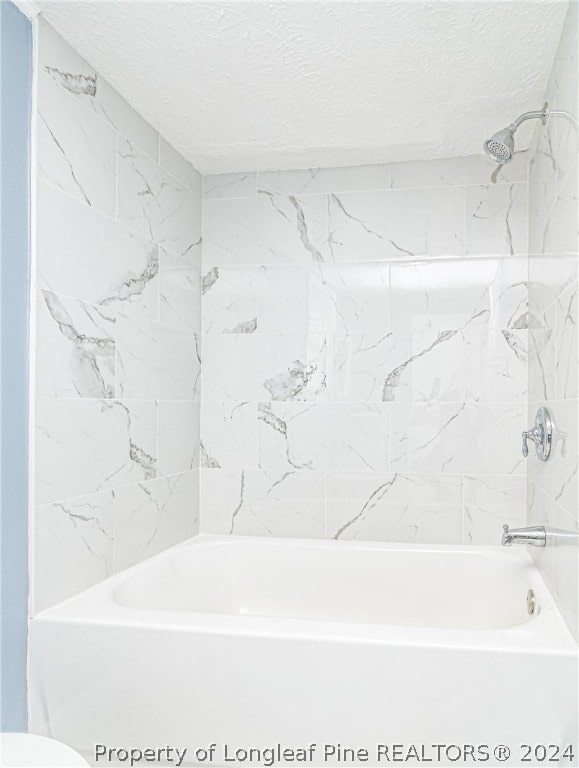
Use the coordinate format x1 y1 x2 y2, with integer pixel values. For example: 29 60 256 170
39 19 159 159
332 327 527 405
465 182 528 256
38 18 95 91
317 262 390 333
159 137 202 192
38 72 116 216
203 172 257 199
555 281 578 400
258 266 330 334
257 402 389 473
529 114 577 243
389 153 528 189
200 402 258 470
159 266 202 332
527 479 579 640
463 475 526 545
327 187 465 262
257 164 391 196
541 164 579 257
528 328 556 402
201 335 268 402
202 265 331 335
332 331 465 404
326 473 463 544
117 136 201 261
202 194 327 266
389 402 526 476
157 401 200 476
37 181 159 320
201 333 328 403
34 489 114 613
159 244 201 270
265 334 328 401
390 257 528 332
116 315 201 400
529 128 564 249
463 327 528 403
36 290 116 399
113 471 199 572
199 468 325 538
201 266 263 334
35 398 157 505
528 254 577 324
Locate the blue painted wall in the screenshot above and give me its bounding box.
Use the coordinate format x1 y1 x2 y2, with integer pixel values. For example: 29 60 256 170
0 0 32 732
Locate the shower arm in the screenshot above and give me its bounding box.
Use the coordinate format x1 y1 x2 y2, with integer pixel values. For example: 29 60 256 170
506 105 548 133
489 103 578 183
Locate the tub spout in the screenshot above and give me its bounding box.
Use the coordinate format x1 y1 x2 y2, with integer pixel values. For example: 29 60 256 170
502 524 547 547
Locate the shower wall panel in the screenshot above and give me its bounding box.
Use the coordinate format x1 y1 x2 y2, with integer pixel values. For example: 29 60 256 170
526 1 578 641
32 20 202 613
200 154 530 544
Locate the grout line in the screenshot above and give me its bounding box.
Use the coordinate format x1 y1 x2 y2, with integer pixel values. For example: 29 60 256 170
38 167 198 265
36 467 200 510
463 184 468 255
155 399 160 480
114 130 119 220
200 253 527 269
461 474 466 544
202 179 523 201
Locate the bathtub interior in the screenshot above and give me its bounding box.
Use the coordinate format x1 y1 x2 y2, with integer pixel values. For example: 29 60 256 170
109 537 539 631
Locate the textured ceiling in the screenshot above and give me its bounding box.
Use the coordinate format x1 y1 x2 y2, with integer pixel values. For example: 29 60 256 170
23 0 567 173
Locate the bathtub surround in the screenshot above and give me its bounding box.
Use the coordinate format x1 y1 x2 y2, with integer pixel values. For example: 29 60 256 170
1 1 32 731
526 1 578 640
32 20 201 613
200 154 530 543
30 12 578 649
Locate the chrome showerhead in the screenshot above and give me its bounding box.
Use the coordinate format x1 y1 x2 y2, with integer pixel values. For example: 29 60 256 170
483 105 548 165
484 128 515 164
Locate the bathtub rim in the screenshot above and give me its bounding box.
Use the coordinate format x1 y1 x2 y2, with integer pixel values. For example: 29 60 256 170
30 534 578 655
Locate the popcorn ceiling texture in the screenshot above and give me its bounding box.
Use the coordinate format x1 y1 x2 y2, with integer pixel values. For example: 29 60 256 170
31 0 567 173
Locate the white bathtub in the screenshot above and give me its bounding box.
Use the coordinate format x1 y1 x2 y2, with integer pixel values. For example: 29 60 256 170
29 536 578 767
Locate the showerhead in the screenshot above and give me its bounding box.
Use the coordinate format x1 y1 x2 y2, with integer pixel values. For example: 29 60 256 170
483 105 548 165
484 128 515 164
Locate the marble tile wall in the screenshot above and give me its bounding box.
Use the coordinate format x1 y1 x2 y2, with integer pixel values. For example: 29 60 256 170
200 153 530 544
526 2 578 641
33 20 201 613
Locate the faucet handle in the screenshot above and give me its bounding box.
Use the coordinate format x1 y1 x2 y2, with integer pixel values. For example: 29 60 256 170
522 431 529 457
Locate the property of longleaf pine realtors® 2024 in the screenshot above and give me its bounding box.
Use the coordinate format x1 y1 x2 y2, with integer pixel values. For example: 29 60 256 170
94 743 559 766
